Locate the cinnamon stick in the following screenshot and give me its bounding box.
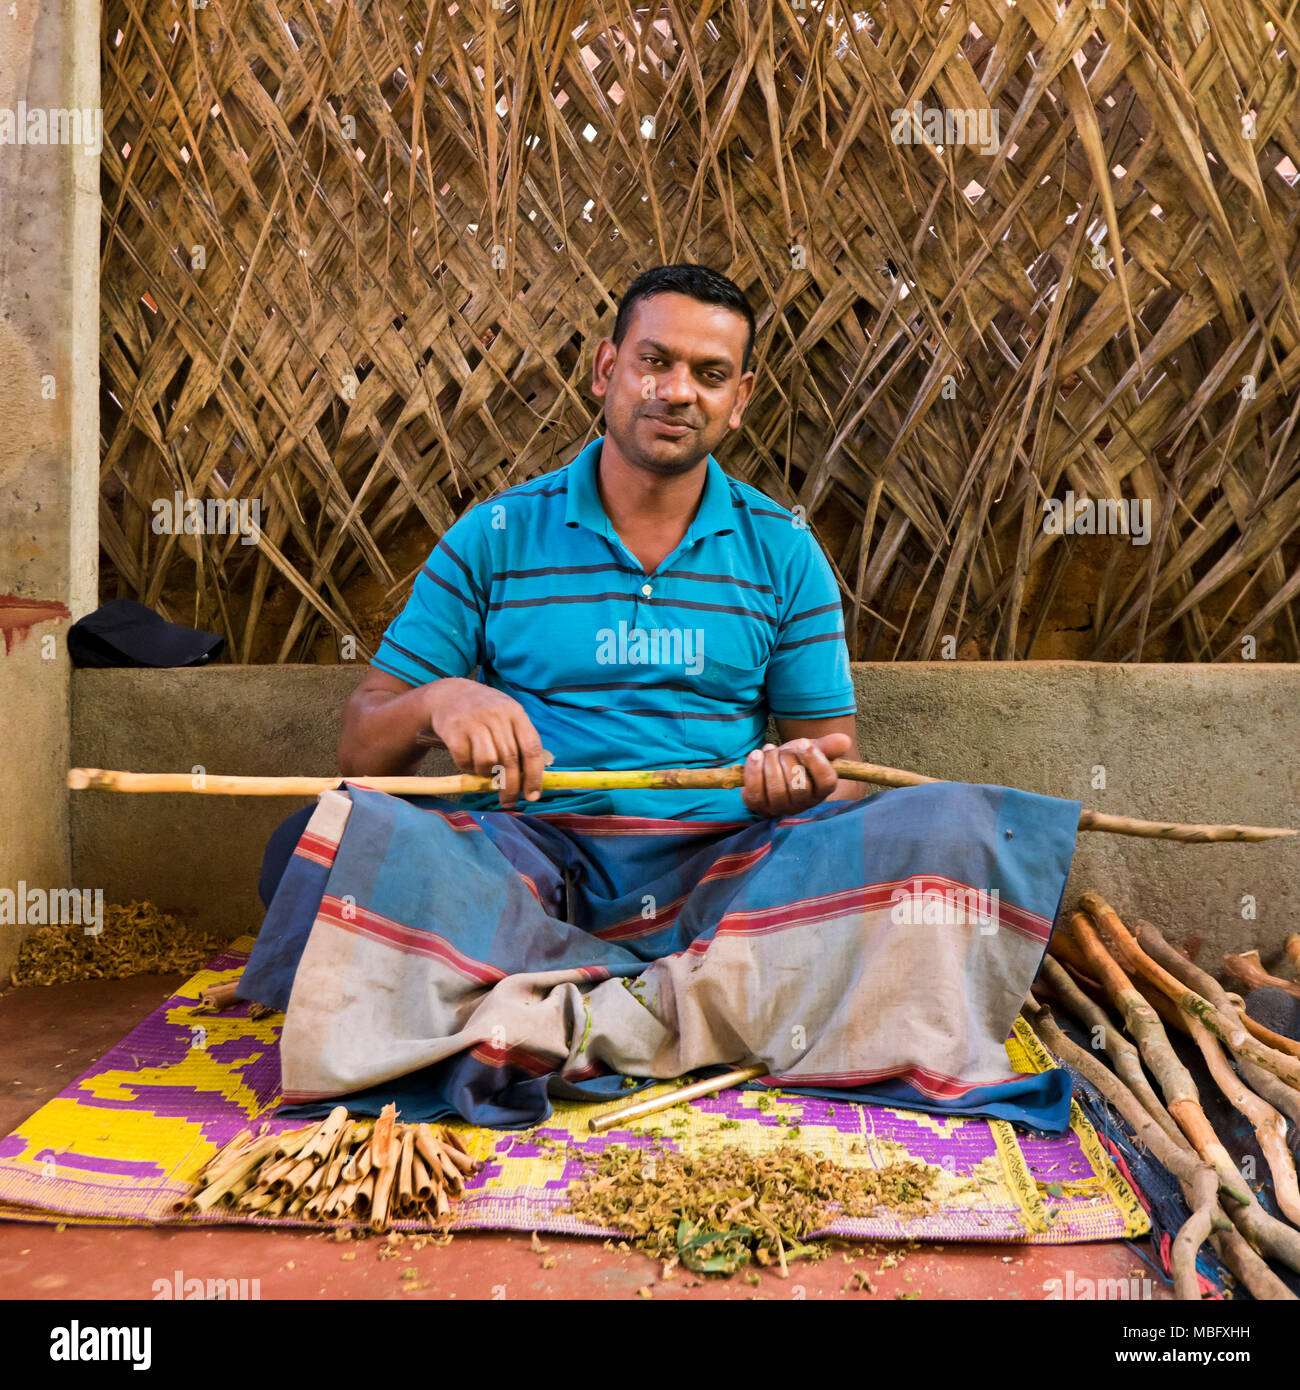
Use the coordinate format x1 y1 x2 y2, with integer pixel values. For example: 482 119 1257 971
396 1127 416 1215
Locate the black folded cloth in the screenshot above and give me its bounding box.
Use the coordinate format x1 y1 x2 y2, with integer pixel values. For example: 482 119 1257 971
68 599 224 668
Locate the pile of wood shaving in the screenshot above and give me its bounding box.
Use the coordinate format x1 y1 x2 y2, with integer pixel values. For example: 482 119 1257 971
9 900 221 987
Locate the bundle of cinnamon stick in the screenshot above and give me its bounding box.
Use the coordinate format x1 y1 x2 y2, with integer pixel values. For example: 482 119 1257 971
174 1103 481 1231
1026 900 1300 1302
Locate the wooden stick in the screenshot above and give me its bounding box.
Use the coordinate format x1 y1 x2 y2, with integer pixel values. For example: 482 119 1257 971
1234 1008 1300 1061
1025 985 1297 1304
1172 1166 1223 1302
1135 922 1300 1062
1285 935 1300 977
1222 949 1300 1003
1133 965 1300 1139
1182 1013 1300 1228
1021 996 1231 1301
65 764 1297 842
1039 955 1187 1150
1069 912 1300 1273
588 1064 768 1133
1235 1054 1300 1134
1081 894 1300 1091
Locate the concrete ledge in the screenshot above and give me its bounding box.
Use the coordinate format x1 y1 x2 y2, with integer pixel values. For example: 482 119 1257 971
70 663 1300 969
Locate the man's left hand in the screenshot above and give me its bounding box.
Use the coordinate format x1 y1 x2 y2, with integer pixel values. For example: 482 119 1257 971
741 732 854 817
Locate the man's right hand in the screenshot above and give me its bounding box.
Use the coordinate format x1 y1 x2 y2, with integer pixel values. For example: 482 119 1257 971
426 677 549 809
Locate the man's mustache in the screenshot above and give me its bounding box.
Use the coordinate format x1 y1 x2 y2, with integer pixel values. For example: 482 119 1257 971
640 410 700 426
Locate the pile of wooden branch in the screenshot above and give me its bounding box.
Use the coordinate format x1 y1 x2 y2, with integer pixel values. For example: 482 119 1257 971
1025 896 1300 1302
175 1104 480 1231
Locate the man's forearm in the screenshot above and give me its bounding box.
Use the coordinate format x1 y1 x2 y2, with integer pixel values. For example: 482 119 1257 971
338 680 440 776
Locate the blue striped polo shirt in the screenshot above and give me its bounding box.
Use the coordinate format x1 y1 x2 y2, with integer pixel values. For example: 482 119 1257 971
372 435 855 821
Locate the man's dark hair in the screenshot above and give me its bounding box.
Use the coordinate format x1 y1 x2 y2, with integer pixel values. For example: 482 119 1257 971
611 263 756 375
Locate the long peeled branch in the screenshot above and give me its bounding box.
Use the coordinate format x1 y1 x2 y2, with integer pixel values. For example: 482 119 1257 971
1039 955 1187 1151
1235 1056 1300 1136
1081 893 1300 1092
1229 1002 1300 1061
1172 1166 1222 1303
1134 973 1300 1228
1139 922 1300 1066
1191 1022 1300 1227
1067 912 1300 1273
64 764 1296 843
1068 913 1226 1165
1134 919 1300 1068
1021 996 1256 1300
1027 991 1294 1298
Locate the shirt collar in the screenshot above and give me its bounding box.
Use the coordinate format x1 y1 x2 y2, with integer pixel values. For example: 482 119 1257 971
563 434 737 540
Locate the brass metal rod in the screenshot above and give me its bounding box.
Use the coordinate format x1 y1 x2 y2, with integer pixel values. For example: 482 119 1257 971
587 1063 768 1134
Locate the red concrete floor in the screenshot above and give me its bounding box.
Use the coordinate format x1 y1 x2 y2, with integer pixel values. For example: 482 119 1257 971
0 973 1171 1301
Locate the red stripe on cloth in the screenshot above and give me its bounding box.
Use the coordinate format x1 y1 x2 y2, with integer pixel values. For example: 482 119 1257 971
469 1042 554 1076
701 843 772 881
411 805 482 832
594 844 773 942
317 895 506 985
889 874 1052 944
560 1061 606 1081
594 900 684 942
293 831 340 869
681 877 1051 950
683 884 871 948
758 1063 1024 1100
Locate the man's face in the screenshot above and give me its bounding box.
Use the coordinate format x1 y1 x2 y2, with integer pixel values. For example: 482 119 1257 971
591 292 755 476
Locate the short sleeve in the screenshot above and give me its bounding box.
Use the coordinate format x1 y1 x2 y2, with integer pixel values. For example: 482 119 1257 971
763 528 855 719
371 510 489 687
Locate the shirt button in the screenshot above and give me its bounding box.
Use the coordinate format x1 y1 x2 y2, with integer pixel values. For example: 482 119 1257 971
641 583 653 596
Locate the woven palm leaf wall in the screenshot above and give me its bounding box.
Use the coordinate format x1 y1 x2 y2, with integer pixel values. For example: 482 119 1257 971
99 0 1300 663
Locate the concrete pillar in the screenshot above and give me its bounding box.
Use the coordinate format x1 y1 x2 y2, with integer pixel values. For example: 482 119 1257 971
0 0 100 973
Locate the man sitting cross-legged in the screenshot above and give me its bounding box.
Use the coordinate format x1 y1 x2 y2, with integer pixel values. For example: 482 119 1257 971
242 264 1080 1132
